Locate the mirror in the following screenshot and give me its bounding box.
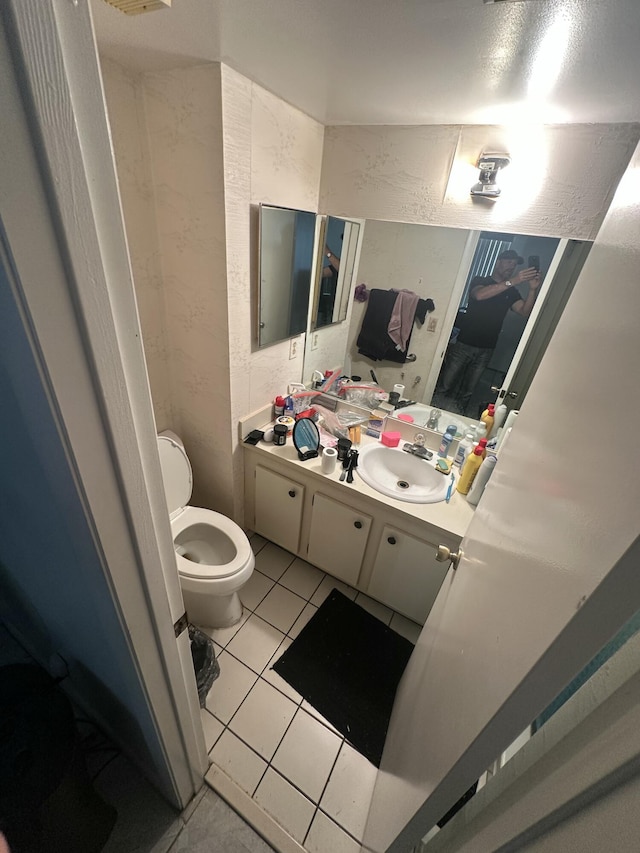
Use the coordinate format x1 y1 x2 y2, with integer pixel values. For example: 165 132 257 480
302 218 590 435
311 216 361 330
292 417 320 461
258 205 316 348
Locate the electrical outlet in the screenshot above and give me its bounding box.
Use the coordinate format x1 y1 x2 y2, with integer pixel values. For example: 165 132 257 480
289 337 299 359
310 332 319 351
427 316 438 332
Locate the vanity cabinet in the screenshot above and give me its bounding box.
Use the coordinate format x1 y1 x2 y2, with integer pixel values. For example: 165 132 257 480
254 465 305 554
244 445 471 625
307 494 372 586
368 525 450 624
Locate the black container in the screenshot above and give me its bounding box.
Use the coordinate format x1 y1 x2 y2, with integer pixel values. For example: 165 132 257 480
273 424 288 446
336 437 352 462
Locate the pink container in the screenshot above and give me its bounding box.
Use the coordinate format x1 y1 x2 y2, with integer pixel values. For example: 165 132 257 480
397 413 414 423
381 431 401 447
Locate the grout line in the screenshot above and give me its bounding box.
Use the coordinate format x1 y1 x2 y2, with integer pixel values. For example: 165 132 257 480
302 735 345 846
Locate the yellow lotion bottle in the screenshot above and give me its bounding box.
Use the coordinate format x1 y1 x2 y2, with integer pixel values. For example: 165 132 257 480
457 445 485 495
480 403 495 438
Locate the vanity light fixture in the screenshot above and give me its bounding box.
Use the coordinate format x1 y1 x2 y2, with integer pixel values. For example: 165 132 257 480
470 153 511 199
103 0 171 14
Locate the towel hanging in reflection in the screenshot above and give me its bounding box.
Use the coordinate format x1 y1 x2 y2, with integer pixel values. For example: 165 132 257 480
356 289 434 362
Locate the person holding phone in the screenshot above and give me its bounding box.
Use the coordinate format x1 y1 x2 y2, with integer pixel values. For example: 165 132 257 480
434 249 541 415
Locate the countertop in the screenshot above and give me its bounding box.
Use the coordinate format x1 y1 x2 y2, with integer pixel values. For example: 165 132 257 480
243 431 475 539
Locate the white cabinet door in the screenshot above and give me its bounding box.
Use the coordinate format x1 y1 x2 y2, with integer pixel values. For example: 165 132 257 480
307 493 372 586
254 465 304 554
368 525 449 624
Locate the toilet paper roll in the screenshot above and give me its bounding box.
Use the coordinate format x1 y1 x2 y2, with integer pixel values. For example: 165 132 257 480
393 384 405 398
321 446 338 474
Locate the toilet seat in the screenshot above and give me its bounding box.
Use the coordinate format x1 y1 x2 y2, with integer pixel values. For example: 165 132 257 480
171 506 253 581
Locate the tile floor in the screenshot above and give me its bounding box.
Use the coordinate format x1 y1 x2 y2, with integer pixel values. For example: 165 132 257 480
200 535 422 851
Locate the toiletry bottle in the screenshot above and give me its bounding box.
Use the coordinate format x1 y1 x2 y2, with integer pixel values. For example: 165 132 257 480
453 432 474 468
437 429 455 458
473 422 487 446
480 404 496 438
284 396 295 418
492 403 508 435
467 454 497 506
476 437 488 458
457 445 484 495
495 410 519 450
274 396 285 418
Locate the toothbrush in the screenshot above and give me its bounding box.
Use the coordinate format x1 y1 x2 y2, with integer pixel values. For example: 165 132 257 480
445 472 455 503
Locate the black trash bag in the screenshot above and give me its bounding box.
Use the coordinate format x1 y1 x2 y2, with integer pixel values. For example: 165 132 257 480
188 624 220 707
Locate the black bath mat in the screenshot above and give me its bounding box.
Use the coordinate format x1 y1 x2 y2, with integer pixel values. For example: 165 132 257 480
272 589 414 766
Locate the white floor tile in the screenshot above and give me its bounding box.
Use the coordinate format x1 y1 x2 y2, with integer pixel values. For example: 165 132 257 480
205 651 257 724
249 532 268 555
240 570 275 611
320 741 378 841
301 701 341 736
201 608 249 648
229 679 297 761
255 542 296 581
255 585 306 634
306 810 361 853
200 709 224 752
279 559 325 600
355 592 393 625
226 614 286 674
262 637 302 704
310 575 358 607
254 768 315 844
390 611 422 644
272 708 342 802
209 729 267 797
288 602 318 639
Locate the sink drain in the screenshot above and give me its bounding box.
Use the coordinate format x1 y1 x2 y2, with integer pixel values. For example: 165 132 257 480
397 480 410 490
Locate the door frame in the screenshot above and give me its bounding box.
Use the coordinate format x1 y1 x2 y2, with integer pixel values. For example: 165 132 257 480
420 615 640 852
2 0 207 805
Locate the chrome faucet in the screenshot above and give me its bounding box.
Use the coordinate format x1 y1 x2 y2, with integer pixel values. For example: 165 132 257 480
402 434 433 460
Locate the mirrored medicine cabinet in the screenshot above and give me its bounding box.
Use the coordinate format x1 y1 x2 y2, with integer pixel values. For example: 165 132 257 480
257 203 592 433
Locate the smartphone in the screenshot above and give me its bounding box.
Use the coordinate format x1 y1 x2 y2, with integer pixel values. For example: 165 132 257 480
528 254 540 272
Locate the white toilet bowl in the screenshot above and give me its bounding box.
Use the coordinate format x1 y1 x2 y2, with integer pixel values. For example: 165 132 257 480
157 432 255 629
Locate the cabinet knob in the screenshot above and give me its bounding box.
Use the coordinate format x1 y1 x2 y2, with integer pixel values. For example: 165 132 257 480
354 520 363 529
288 490 296 498
387 536 396 545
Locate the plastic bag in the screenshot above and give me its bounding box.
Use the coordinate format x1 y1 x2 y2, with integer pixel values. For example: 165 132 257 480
188 624 220 707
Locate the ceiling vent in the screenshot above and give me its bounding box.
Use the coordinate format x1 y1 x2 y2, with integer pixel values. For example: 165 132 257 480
103 0 171 14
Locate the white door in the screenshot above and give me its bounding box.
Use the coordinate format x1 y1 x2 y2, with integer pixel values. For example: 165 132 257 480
364 145 640 852
3 0 207 807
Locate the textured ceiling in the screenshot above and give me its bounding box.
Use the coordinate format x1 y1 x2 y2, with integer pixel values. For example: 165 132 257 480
91 0 640 126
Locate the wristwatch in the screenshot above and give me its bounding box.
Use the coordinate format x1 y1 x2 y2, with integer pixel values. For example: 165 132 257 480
505 280 513 287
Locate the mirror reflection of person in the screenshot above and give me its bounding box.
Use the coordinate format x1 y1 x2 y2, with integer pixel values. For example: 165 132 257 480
317 243 341 326
433 249 541 415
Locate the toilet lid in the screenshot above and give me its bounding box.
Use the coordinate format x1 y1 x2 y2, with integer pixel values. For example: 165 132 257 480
157 436 193 516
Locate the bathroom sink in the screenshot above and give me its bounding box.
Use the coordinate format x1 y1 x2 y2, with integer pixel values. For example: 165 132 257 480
356 444 449 504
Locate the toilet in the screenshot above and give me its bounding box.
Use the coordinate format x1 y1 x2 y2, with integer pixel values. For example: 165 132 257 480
157 431 255 629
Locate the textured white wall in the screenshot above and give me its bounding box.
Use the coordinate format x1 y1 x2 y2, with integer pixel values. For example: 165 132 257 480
141 64 233 515
101 59 173 431
221 66 324 520
320 124 640 239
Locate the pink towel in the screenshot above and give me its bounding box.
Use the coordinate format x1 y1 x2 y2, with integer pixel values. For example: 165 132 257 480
388 289 420 351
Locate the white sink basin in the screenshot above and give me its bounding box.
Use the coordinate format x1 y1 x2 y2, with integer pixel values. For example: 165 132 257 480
356 444 449 504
